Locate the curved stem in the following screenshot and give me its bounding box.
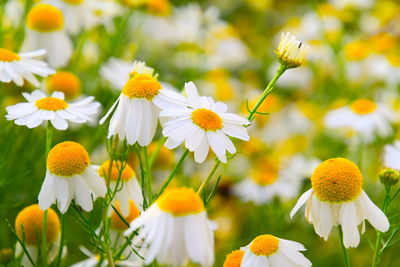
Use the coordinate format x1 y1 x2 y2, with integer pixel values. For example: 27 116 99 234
372 186 391 267
197 160 221 194
143 146 153 204
339 226 351 267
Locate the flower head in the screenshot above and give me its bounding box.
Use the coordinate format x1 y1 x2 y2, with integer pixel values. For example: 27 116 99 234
241 234 311 267
125 187 214 266
275 32 310 68
160 82 250 163
223 250 244 267
39 141 107 213
6 90 100 130
291 158 390 248
27 4 64 32
46 71 81 99
0 48 54 87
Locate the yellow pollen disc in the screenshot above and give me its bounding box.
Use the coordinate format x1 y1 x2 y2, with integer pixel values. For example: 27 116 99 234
157 187 204 216
0 48 20 62
223 250 244 267
122 74 161 100
15 205 60 246
192 108 223 131
350 99 377 115
312 158 363 203
250 234 279 256
110 200 140 231
35 97 68 111
47 71 81 99
63 0 84 4
251 169 278 186
27 4 64 32
98 160 135 181
47 141 90 177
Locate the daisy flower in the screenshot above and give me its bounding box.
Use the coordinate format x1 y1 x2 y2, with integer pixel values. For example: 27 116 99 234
97 160 144 214
71 246 140 267
15 205 60 266
324 99 395 143
23 3 72 68
275 32 310 68
46 71 81 99
6 90 100 130
223 250 244 267
38 141 107 213
124 187 215 266
290 158 390 248
47 0 121 35
383 140 400 170
100 73 187 146
0 48 54 87
241 234 311 267
160 82 249 163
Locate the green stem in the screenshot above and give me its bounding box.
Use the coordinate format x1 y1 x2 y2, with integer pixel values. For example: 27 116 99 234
143 146 153 204
54 214 65 266
197 160 221 194
41 123 53 265
339 226 351 267
157 149 189 197
372 186 391 267
247 64 286 122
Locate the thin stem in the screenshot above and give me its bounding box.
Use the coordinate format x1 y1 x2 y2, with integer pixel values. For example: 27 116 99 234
247 64 286 122
149 137 166 168
157 149 189 197
54 213 65 266
143 146 153 204
339 226 351 267
197 160 221 194
372 186 391 267
41 123 53 265
106 245 116 267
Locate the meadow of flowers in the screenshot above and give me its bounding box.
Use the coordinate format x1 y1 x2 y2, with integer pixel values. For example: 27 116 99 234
1 0 400 266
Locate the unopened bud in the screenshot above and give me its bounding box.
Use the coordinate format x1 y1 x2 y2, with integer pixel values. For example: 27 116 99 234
379 168 400 187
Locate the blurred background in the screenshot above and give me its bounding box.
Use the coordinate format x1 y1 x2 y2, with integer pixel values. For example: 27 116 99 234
1 0 400 266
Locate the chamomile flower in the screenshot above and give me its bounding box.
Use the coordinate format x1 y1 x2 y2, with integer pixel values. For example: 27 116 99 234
100 73 187 146
0 48 54 87
97 160 144 214
290 158 390 248
47 0 121 35
160 82 249 163
6 90 100 130
324 99 395 143
241 234 311 267
275 32 310 68
46 71 81 99
38 141 107 213
71 246 140 267
15 205 60 266
223 250 244 267
383 141 400 170
125 187 215 267
23 3 72 68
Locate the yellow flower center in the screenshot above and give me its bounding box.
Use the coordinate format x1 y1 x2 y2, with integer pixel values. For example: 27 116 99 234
250 169 278 186
98 160 135 181
47 141 90 177
350 99 377 115
35 97 68 111
147 0 171 16
157 187 204 216
110 200 140 231
27 4 64 32
312 158 363 203
122 74 161 100
47 72 81 99
345 40 369 61
250 234 279 256
192 108 223 131
0 48 20 62
15 205 60 246
63 0 84 4
223 250 244 267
